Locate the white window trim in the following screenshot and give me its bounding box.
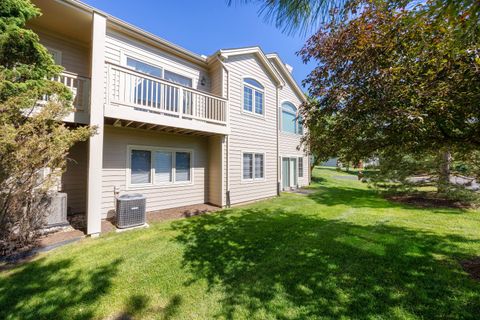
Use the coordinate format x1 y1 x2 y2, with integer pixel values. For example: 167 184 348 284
241 76 266 119
280 154 303 187
46 47 62 65
241 151 266 183
280 100 303 136
126 145 194 190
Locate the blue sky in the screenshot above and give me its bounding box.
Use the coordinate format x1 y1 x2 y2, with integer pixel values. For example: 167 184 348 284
82 0 315 87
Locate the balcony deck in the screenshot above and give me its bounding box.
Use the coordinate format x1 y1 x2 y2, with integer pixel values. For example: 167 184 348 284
105 63 229 135
39 71 91 124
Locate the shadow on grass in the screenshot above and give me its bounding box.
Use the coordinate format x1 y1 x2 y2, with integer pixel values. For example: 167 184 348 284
115 293 182 320
310 175 327 184
172 208 480 319
308 177 467 213
0 257 122 319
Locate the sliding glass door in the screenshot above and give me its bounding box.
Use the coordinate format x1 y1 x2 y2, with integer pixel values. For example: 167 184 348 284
282 157 298 190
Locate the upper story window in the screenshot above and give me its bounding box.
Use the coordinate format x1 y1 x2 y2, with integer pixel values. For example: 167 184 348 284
126 57 162 77
281 102 303 135
125 56 194 108
164 70 193 87
126 57 193 87
46 47 62 65
243 78 264 116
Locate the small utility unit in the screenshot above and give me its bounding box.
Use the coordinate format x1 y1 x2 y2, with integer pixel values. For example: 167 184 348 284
46 192 68 227
116 194 146 228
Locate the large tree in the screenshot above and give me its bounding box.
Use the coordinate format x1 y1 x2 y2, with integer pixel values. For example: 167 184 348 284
0 0 93 254
298 0 480 191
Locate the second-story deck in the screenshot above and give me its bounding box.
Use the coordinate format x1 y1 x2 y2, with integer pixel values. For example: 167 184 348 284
104 63 229 135
38 71 91 124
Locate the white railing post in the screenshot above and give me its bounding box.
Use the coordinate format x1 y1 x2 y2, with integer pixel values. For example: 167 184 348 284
178 87 184 119
106 64 111 106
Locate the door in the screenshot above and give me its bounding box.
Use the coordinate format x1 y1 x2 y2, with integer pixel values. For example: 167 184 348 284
282 158 290 190
282 157 298 190
290 158 297 187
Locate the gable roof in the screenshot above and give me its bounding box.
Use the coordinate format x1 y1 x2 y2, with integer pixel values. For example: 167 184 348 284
207 47 284 87
266 53 306 102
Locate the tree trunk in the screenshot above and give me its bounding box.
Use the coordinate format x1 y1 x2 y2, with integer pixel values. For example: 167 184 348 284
310 156 320 176
437 149 451 194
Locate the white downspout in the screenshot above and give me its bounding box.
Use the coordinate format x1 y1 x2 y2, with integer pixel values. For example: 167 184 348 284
276 85 280 195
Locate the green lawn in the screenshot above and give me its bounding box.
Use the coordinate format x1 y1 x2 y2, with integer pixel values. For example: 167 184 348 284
1 167 480 320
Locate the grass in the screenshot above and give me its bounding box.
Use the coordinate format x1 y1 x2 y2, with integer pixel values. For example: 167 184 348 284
1 167 480 319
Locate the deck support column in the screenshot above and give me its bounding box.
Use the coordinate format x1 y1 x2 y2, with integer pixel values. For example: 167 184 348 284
86 12 106 236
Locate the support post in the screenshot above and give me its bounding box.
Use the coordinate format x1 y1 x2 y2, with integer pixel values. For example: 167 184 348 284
86 12 106 236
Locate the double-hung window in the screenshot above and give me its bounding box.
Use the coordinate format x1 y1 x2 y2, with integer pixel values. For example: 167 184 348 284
243 78 264 116
281 102 304 135
242 152 265 181
129 147 193 187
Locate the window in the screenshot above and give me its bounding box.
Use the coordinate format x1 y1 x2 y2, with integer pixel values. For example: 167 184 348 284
281 102 303 135
243 152 265 181
243 153 253 179
164 70 193 87
243 87 253 112
46 47 62 65
255 154 264 179
298 157 304 178
126 57 162 106
154 151 172 183
298 116 304 135
255 91 263 114
243 78 264 115
131 150 152 184
175 152 191 182
126 57 162 77
129 147 192 186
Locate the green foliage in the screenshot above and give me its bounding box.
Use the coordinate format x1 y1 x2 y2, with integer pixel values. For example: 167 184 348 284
228 0 349 34
0 0 93 255
300 0 480 191
367 149 480 204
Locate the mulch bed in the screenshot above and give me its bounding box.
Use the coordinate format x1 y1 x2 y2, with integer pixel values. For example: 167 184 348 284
386 195 471 209
460 257 480 281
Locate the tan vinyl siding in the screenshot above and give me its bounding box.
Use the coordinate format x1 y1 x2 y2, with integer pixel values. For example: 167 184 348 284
209 61 224 97
101 126 209 218
207 135 223 206
61 141 88 213
274 62 309 187
225 54 278 204
36 30 90 77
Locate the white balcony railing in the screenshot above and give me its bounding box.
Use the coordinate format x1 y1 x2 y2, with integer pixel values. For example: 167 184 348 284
40 71 91 111
107 63 227 126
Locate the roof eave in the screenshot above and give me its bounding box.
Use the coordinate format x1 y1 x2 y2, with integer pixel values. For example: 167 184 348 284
266 53 307 102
